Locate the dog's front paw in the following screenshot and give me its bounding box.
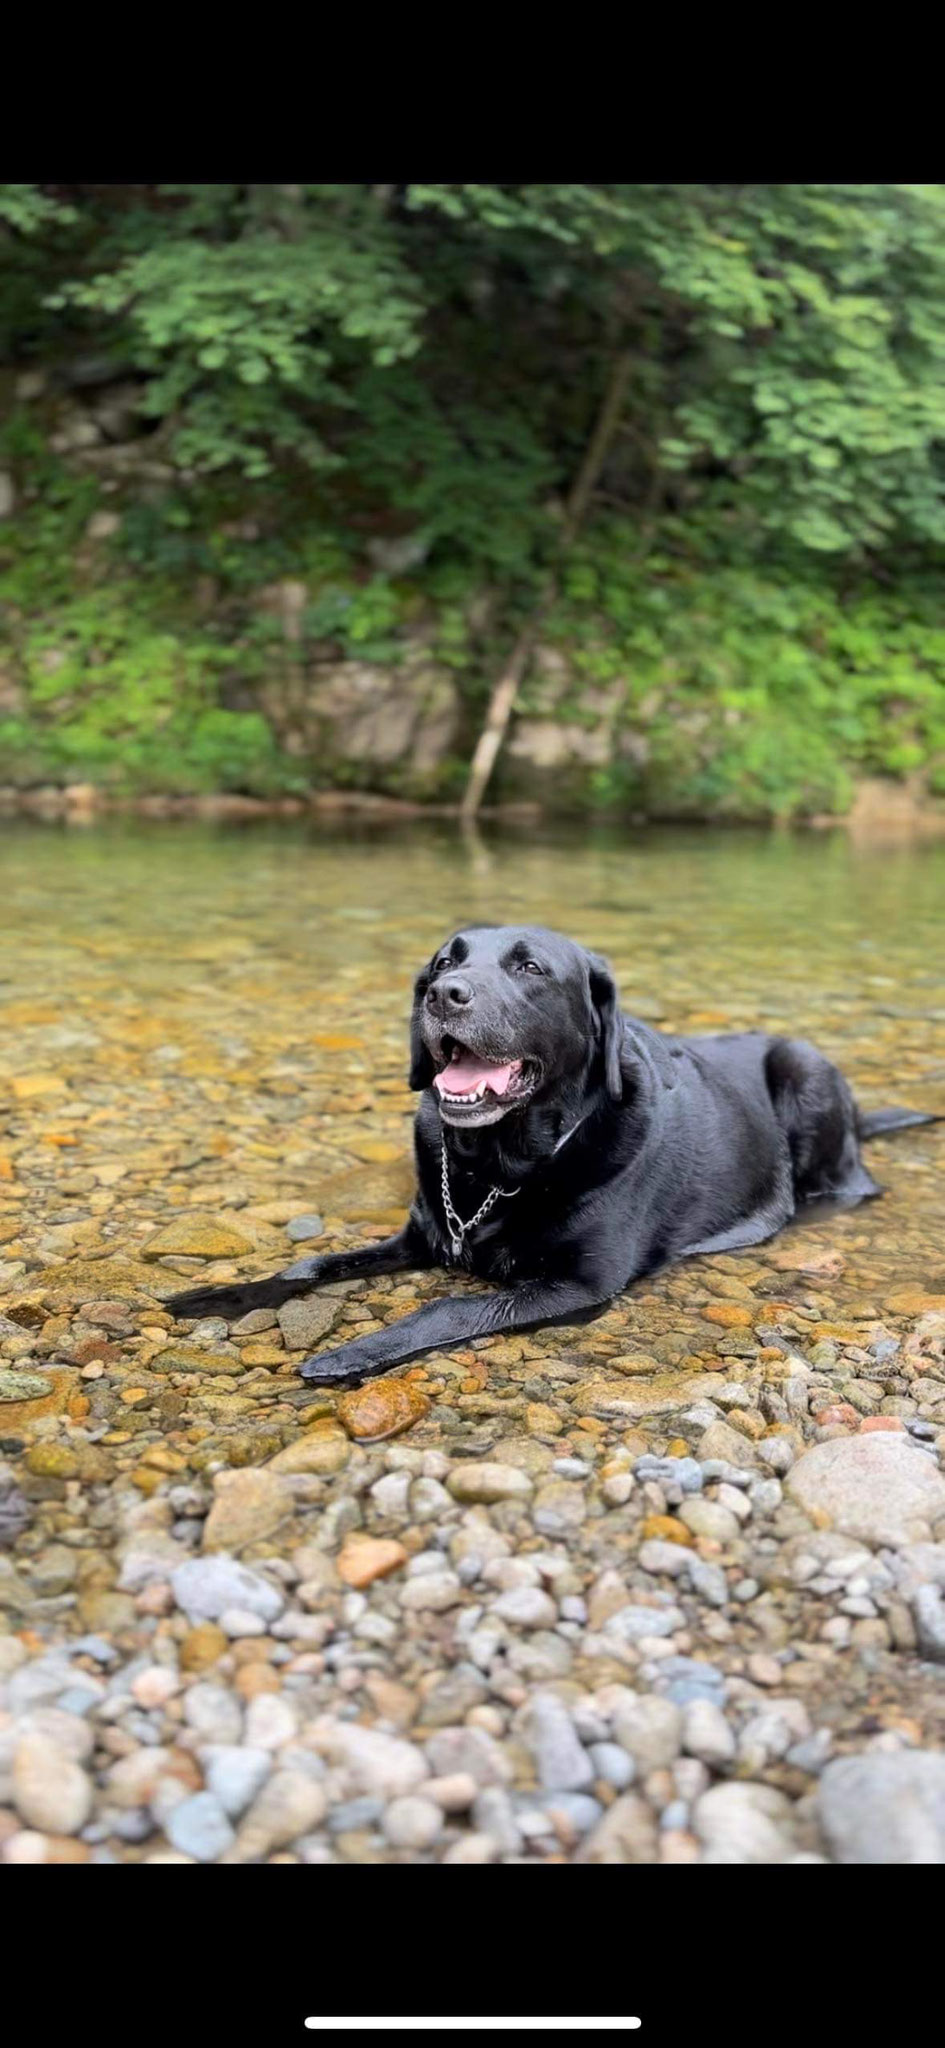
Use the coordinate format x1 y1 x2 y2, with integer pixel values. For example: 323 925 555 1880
165 1277 282 1323
164 1284 244 1322
298 1345 370 1387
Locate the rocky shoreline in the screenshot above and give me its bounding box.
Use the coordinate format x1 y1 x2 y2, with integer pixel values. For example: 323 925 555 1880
2 1203 944 1866
0 786 540 826
2 777 944 837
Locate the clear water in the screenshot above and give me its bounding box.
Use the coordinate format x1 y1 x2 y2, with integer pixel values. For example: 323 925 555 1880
1 818 943 1303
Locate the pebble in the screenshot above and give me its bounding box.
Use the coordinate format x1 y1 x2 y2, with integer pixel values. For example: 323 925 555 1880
203 1745 273 1818
611 1695 683 1769
912 1583 945 1661
819 1752 945 1862
276 1295 343 1351
639 1539 690 1577
337 1534 408 1588
544 1790 602 1836
686 1559 729 1608
786 1434 945 1546
577 1792 658 1864
202 1468 294 1552
286 1214 324 1242
409 1476 452 1521
337 1379 430 1442
604 1603 684 1643
218 1607 267 1638
520 1692 594 1791
319 1722 429 1798
425 1727 512 1788
227 1770 327 1860
131 1666 180 1708
679 1498 742 1543
693 1781 796 1862
244 1693 298 1750
589 1742 635 1789
446 1463 534 1504
471 1786 522 1854
383 1795 442 1849
166 1791 236 1862
172 1556 283 1624
490 1586 558 1629
682 1698 736 1766
424 1773 478 1812
12 1733 93 1834
636 1455 703 1494
441 1831 499 1863
400 1571 462 1612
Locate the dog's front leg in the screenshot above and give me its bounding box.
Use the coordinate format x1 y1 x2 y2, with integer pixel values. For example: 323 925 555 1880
166 1221 432 1325
298 1275 615 1387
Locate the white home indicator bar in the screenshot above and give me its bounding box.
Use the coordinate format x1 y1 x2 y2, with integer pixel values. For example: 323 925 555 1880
304 2024 643 2033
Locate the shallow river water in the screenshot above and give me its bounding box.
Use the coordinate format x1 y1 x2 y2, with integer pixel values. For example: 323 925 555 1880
2 817 943 1297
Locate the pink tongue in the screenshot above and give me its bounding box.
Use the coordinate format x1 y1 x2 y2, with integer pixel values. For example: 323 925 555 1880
435 1055 519 1098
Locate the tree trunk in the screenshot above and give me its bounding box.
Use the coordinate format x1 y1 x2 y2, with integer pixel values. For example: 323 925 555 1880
460 346 635 821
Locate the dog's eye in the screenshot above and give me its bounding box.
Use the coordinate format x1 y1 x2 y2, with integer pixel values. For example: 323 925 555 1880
433 955 452 974
516 960 546 976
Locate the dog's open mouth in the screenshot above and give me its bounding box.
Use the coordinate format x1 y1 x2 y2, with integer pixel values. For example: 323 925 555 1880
432 1037 541 1124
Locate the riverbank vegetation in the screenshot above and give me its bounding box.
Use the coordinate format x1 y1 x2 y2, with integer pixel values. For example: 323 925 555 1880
1 184 943 818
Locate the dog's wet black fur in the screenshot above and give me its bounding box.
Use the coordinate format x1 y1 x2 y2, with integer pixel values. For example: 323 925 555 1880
166 924 940 1386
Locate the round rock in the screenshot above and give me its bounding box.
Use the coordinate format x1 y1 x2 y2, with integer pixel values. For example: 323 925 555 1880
786 1434 945 1547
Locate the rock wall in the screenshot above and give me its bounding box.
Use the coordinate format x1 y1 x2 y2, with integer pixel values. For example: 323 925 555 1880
258 656 463 797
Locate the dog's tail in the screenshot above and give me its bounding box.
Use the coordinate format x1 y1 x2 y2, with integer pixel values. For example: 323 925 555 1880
857 1105 943 1140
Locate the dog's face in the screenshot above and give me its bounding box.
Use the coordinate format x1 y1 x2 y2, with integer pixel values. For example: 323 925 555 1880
410 924 624 1128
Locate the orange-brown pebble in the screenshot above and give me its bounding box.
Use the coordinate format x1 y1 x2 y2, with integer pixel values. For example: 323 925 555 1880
886 1289 945 1314
129 1467 163 1495
234 1662 282 1701
45 1836 92 1864
702 1302 752 1328
660 1829 701 1863
813 1403 860 1426
337 1534 408 1588
179 1624 228 1672
135 1583 174 1616
641 1515 694 1545
230 1637 277 1666
859 1416 907 1433
337 1378 429 1441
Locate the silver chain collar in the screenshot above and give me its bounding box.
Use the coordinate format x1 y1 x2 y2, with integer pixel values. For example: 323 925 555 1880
440 1145 520 1259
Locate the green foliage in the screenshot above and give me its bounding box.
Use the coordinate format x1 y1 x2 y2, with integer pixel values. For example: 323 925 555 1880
540 526 945 817
0 185 77 235
1 185 943 814
45 186 423 478
2 583 285 793
0 481 293 793
4 182 945 566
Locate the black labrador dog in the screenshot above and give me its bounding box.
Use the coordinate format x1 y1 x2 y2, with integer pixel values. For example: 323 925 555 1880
167 924 939 1387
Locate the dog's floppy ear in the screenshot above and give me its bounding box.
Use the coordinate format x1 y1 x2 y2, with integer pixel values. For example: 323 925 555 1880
624 1021 677 1094
408 962 436 1091
585 950 625 1100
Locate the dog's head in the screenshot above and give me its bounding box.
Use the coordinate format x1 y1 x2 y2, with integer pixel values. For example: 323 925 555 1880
408 924 628 1128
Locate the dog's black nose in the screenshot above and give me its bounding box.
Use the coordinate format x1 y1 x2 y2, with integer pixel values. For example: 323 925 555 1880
427 976 474 1013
